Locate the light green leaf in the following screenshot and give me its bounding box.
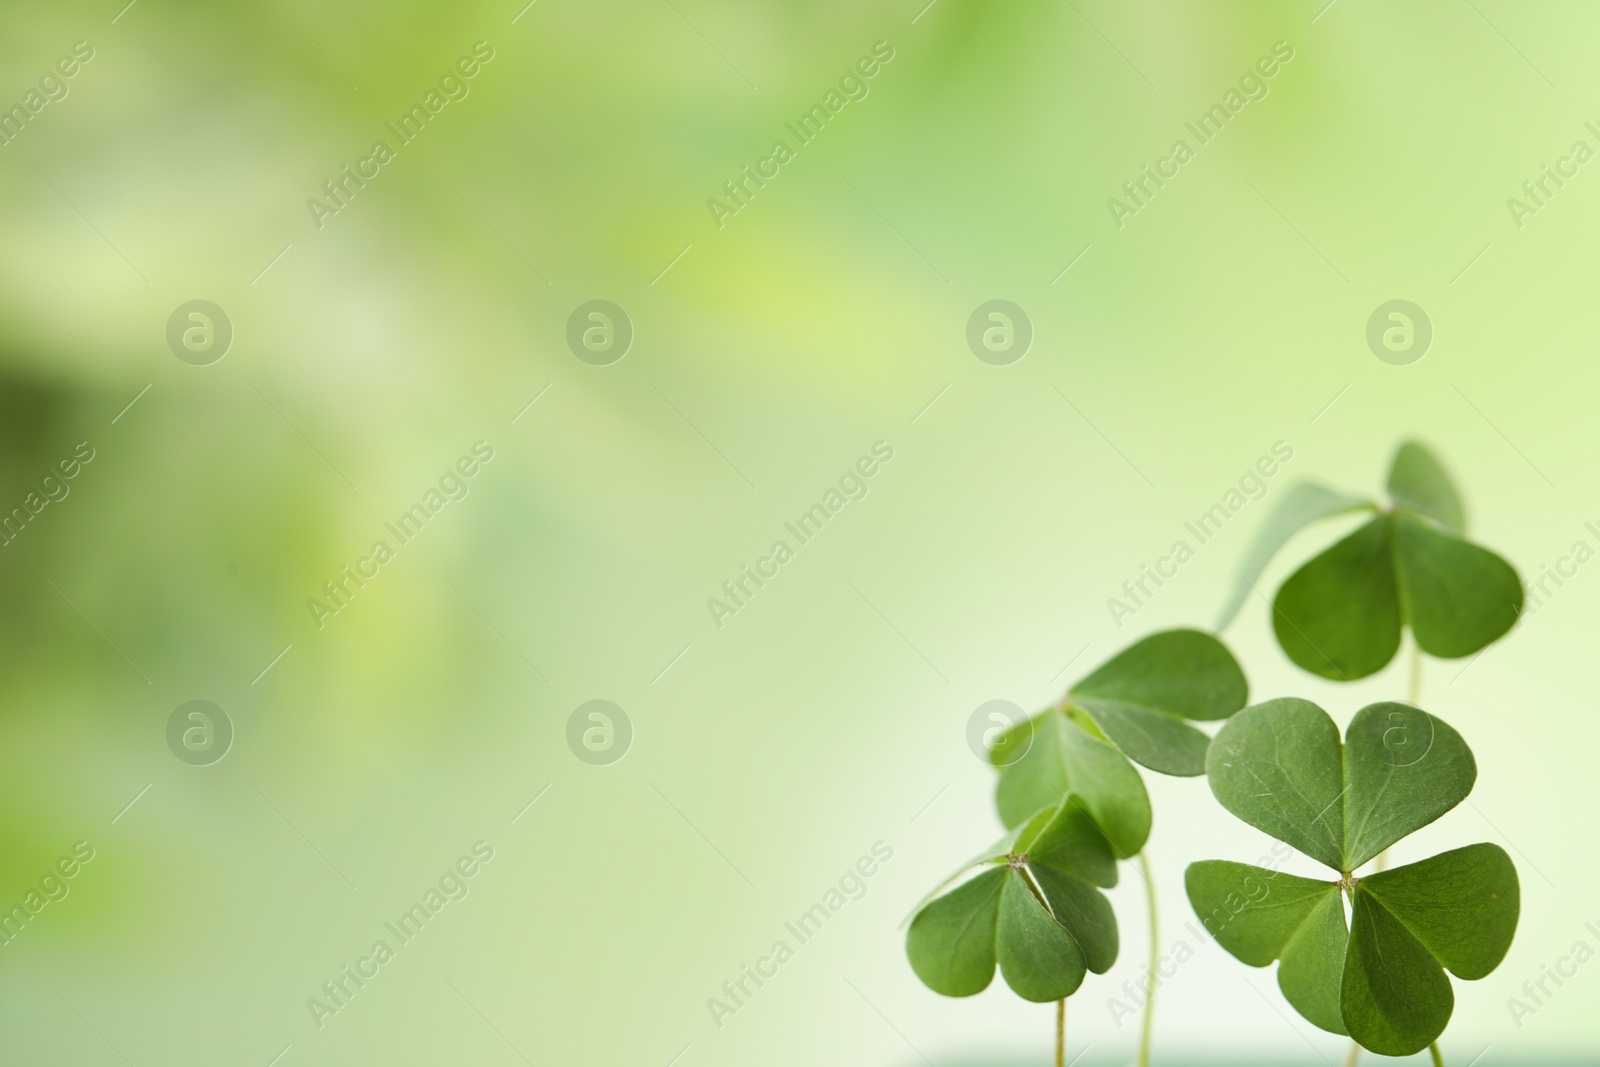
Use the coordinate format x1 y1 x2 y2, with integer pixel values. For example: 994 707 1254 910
1342 889 1454 1056
1216 481 1377 631
1183 860 1349 1035
1019 798 1118 889
1342 703 1475 870
994 709 1151 856
900 818 1037 925
1277 888 1350 1035
996 870 1088 1001
906 795 1121 1002
1184 861 1340 966
906 868 1004 997
1204 699 1346 871
1360 844 1519 980
1272 517 1401 681
1387 441 1465 535
1392 514 1523 659
1029 866 1118 975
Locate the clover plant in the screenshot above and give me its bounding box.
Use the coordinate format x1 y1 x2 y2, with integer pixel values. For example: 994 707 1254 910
990 629 1249 843
1217 441 1522 682
1186 698 1519 1060
905 629 1247 1065
899 442 1525 1066
906 797 1119 1002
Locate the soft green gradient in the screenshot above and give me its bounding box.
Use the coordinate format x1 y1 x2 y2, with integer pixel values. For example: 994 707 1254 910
1 1 1596 1064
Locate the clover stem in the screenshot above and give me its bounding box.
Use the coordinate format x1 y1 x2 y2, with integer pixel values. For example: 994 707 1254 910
1429 1042 1446 1067
1341 1041 1363 1067
1137 850 1158 1067
1055 998 1065 1067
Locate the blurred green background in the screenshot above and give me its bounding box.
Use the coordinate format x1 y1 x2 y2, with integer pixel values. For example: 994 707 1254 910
1 0 1596 1063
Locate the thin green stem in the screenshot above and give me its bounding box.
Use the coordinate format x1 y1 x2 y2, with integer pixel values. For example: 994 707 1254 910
1137 851 1158 1067
1056 998 1065 1067
1342 1041 1362 1067
1409 639 1424 706
1429 1041 1446 1067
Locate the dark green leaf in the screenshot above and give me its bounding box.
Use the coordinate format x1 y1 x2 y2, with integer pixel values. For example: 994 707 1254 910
1199 700 1516 1054
1392 514 1523 659
1073 697 1211 776
1361 844 1518 980
1216 482 1377 631
1068 629 1247 776
1387 441 1465 535
906 868 1004 996
1342 703 1475 870
994 709 1151 855
1072 629 1249 722
1272 517 1401 681
1342 889 1454 1056
1205 699 1346 870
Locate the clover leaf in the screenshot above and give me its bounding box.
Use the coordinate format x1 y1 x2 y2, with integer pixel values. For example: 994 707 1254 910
1187 698 1519 1056
991 629 1247 853
906 798 1119 1002
1216 441 1522 680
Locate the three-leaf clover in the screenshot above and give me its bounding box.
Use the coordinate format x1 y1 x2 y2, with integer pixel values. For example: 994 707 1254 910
1186 698 1519 1056
906 798 1120 1002
991 629 1248 853
1216 441 1523 680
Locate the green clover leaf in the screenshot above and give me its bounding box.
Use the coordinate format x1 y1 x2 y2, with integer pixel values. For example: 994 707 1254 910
991 629 1248 853
1217 441 1522 680
906 799 1119 1002
1188 698 1519 1055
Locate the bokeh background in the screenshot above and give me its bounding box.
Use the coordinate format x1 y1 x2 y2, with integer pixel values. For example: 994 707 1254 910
1 0 1596 1063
